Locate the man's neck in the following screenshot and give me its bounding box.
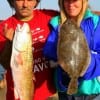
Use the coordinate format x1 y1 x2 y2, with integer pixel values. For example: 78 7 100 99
15 13 34 21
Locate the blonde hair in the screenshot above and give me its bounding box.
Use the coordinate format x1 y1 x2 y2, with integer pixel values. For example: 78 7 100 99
59 0 88 26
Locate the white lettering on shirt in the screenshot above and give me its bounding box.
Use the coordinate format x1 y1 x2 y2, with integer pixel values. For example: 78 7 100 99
34 62 48 73
33 57 49 73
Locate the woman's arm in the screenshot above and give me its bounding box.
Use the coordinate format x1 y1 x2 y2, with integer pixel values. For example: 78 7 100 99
43 16 59 61
81 16 100 80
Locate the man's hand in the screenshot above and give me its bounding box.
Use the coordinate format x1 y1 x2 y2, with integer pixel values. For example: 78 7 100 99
3 24 14 41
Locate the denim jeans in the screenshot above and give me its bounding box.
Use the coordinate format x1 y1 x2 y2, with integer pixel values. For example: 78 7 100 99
58 92 100 100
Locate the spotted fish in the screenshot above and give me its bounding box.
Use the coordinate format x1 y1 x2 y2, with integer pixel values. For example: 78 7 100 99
10 23 34 100
57 19 91 95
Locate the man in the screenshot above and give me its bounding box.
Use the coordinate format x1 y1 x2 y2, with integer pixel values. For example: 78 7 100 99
0 0 59 100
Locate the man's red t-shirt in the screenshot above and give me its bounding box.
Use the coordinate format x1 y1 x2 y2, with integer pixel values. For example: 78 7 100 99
0 9 58 100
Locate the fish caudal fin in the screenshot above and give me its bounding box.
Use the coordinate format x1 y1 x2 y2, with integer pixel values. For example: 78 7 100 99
46 92 59 100
67 78 78 95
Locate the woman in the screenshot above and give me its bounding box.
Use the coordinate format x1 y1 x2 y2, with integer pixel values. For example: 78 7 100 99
0 0 59 100
43 0 100 99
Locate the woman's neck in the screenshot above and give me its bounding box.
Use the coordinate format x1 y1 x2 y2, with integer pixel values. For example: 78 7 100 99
69 16 77 21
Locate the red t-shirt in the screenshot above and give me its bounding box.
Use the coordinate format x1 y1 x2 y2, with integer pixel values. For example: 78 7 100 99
0 9 58 100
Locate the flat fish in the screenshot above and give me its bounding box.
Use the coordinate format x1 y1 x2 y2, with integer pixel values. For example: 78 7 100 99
10 23 34 100
57 19 91 95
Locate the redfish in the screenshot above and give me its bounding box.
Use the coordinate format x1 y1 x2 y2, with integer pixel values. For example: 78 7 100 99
57 19 91 95
10 23 34 100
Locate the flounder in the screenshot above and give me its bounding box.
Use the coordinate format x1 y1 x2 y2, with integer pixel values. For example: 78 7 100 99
57 19 91 95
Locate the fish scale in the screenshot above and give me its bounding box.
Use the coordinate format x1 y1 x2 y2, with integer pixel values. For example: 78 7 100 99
57 19 91 95
10 23 34 100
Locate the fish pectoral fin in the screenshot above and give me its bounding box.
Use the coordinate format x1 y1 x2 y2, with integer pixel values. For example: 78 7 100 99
15 53 23 66
67 78 78 95
14 87 20 99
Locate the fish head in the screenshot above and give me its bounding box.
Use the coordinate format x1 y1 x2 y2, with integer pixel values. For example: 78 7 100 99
61 19 78 35
14 23 32 52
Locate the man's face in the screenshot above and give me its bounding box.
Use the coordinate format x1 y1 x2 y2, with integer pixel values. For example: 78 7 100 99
14 0 37 20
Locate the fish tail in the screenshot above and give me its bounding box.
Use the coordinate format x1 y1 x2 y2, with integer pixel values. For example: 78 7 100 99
67 78 78 95
47 92 59 100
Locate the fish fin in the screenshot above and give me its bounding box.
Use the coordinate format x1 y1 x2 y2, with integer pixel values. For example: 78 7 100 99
15 53 23 65
67 78 78 95
46 92 59 100
14 87 20 99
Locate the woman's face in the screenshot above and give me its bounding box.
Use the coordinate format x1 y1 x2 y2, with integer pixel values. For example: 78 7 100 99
63 0 83 18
